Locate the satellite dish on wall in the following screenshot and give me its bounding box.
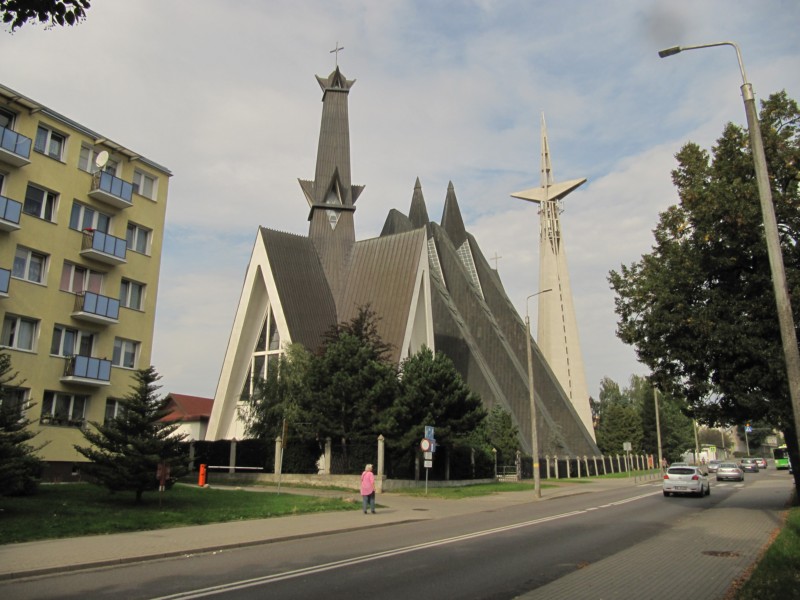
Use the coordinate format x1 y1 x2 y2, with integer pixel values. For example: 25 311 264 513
95 150 109 169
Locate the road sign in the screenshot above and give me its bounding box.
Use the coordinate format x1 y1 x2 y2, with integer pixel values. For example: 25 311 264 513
425 425 435 440
745 425 753 433
424 460 433 468
420 438 432 452
424 451 433 460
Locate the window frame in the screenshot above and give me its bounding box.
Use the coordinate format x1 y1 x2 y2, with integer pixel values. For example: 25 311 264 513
60 261 104 295
41 391 87 426
132 169 157 200
50 324 95 358
112 337 139 369
1 314 38 351
119 278 145 310
12 246 47 284
23 183 58 222
126 222 151 255
78 145 119 175
34 125 66 161
69 201 111 233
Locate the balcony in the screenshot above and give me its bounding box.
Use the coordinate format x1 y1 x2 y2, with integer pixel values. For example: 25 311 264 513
0 126 32 167
72 291 120 325
80 229 127 265
0 267 9 297
0 194 22 232
61 355 112 386
89 171 134 209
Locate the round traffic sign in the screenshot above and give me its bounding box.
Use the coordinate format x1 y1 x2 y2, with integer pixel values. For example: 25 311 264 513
420 438 432 452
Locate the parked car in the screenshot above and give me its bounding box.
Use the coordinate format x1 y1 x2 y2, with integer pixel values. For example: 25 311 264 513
716 462 744 481
707 460 721 473
663 465 710 497
740 458 760 473
754 457 768 469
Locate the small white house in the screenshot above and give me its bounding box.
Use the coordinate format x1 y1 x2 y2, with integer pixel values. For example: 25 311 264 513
161 393 213 441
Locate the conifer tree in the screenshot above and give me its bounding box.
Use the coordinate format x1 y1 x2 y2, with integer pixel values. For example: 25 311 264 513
75 366 188 503
0 352 43 496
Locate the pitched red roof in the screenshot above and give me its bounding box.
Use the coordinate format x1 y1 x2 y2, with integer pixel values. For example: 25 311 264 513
162 393 213 422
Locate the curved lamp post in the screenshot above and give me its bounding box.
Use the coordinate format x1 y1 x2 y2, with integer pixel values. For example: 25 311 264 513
658 41 800 459
526 288 552 498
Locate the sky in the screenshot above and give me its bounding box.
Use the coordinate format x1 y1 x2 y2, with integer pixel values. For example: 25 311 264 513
2 1 799 401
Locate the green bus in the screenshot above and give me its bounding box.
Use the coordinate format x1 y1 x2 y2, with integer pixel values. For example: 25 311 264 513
773 445 790 470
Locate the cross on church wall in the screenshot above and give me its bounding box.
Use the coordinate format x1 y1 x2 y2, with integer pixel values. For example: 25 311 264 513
491 252 502 271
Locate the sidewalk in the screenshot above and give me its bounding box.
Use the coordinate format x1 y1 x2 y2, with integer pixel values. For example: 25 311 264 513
0 475 791 600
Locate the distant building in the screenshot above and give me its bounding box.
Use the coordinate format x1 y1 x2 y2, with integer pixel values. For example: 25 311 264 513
0 83 171 480
206 65 598 458
161 393 213 441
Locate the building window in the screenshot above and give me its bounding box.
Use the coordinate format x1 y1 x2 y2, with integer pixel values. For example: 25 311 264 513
50 325 95 357
126 223 151 255
119 279 144 310
0 107 14 129
78 145 119 175
113 337 139 369
244 309 282 397
34 125 65 161
41 391 87 426
12 246 47 284
104 398 124 424
60 262 104 294
1 315 38 351
69 201 111 233
23 184 57 222
132 170 157 200
0 387 28 421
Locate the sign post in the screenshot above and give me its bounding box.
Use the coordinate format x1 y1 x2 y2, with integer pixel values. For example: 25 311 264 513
421 426 435 495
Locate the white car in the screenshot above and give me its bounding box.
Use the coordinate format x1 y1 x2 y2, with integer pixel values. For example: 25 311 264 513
663 465 710 497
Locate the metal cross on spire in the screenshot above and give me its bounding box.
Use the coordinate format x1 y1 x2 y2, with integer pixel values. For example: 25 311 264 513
330 42 344 67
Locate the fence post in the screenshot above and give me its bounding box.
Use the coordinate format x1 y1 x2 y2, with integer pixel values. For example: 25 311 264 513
229 438 237 474
324 437 332 474
546 454 551 479
274 436 282 474
377 435 385 492
554 454 559 479
566 456 572 478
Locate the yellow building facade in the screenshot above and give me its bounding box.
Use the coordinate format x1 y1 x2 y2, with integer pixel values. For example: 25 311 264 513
0 83 170 480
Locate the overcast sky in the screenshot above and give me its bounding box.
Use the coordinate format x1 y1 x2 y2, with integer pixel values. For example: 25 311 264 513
3 1 799 401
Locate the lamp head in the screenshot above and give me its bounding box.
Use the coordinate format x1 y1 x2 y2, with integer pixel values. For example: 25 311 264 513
658 46 682 58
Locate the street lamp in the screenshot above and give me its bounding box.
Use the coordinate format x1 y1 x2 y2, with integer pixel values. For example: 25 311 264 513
526 288 552 499
658 41 800 462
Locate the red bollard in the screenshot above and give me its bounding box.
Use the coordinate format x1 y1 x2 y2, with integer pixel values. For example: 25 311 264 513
198 464 207 487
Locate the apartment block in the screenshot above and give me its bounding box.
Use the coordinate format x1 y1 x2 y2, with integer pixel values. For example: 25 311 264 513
0 83 171 480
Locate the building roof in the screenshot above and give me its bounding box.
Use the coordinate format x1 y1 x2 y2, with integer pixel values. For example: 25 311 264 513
163 393 214 423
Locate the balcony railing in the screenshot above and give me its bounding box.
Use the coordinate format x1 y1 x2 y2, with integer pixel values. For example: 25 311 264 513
89 171 134 209
0 194 22 232
0 125 32 167
80 229 127 265
72 290 120 324
0 267 10 296
61 355 112 386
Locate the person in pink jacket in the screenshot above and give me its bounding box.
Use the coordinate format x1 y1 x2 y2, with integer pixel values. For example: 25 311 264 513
361 463 376 513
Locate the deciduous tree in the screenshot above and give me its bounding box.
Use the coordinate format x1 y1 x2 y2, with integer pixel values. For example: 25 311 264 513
1 0 90 30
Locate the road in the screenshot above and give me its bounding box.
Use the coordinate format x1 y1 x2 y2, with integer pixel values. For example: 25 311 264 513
1 469 791 600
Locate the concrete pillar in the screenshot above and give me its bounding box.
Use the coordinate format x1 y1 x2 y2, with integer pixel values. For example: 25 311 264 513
546 455 551 479
602 455 607 475
554 454 559 479
377 435 385 492
274 436 282 474
583 455 589 477
229 439 237 474
566 456 572 478
324 437 332 474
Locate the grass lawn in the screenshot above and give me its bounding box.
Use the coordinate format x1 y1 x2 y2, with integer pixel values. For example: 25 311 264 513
388 480 559 498
0 483 359 545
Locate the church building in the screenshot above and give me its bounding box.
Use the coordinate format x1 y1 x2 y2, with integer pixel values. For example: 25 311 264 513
205 65 598 458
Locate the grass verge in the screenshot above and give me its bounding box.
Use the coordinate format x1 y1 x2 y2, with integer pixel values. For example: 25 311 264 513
735 506 800 600
388 481 558 498
0 483 358 545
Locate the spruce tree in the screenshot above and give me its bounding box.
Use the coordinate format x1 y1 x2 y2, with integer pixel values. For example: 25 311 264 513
0 352 43 496
75 366 188 503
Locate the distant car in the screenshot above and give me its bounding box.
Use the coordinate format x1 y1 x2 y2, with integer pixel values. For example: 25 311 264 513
754 457 767 469
663 465 710 497
740 458 760 473
716 462 744 482
707 460 722 473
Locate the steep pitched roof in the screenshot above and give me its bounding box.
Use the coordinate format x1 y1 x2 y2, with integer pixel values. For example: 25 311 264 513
260 227 337 350
339 228 428 364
